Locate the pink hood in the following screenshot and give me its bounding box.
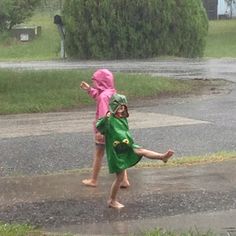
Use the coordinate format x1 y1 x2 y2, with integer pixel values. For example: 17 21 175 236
92 69 115 93
88 69 116 125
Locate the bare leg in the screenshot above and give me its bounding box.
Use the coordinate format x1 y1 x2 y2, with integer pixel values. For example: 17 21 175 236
134 148 174 163
120 169 130 188
108 170 125 209
82 145 105 187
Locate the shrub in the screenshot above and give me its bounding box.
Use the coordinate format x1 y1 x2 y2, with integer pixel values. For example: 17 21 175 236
0 0 39 32
62 0 208 59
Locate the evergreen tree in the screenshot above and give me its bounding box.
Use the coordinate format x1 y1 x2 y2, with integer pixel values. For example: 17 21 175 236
63 0 208 59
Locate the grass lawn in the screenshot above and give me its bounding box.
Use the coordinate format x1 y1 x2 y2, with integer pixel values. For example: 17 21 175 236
204 19 236 58
143 228 216 236
137 151 236 169
0 69 210 115
0 223 34 236
0 222 73 236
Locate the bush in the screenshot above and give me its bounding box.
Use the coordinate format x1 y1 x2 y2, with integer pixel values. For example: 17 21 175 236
62 0 208 59
168 0 209 57
0 0 39 32
38 0 64 12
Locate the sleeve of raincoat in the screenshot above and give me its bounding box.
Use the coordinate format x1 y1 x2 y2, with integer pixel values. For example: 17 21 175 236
97 94 110 119
87 87 99 99
96 116 109 135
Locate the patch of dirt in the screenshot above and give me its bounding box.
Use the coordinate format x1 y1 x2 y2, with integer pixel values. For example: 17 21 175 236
190 78 233 96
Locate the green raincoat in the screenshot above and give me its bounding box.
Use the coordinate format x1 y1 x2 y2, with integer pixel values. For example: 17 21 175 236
96 94 141 173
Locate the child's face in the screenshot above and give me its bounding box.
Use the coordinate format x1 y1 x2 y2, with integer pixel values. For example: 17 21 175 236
115 105 128 118
117 105 125 113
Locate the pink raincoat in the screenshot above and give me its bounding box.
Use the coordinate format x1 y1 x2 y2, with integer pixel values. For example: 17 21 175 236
87 69 116 142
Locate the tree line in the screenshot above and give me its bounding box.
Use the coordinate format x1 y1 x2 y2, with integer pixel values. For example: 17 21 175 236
0 0 209 59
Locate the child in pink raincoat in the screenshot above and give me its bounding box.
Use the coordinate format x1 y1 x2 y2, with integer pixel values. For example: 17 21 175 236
80 69 130 187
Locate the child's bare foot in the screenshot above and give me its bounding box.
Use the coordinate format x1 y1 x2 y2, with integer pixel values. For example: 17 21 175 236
162 150 174 163
120 180 130 188
82 179 97 187
108 200 124 209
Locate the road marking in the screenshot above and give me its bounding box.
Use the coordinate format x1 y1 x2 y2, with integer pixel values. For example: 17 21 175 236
0 111 210 139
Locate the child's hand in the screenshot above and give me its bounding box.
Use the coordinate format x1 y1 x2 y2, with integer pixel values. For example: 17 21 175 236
80 81 90 91
95 132 104 143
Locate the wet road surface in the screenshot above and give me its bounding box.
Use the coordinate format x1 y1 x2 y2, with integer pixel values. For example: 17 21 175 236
0 160 236 235
1 58 236 82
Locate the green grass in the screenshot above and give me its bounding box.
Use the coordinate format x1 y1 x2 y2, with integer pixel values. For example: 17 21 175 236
0 223 33 236
0 222 73 236
204 19 236 58
136 151 236 169
142 228 215 236
0 12 60 61
0 69 206 115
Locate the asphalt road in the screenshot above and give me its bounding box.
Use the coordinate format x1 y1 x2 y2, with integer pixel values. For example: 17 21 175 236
0 59 236 177
1 58 236 82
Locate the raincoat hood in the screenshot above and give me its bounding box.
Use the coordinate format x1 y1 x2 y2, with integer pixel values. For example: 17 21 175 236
109 94 129 117
92 69 115 92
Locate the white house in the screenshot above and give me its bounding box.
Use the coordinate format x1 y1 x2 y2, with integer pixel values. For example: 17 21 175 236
218 0 236 18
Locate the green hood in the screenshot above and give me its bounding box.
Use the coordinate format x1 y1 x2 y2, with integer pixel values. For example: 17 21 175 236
109 94 128 115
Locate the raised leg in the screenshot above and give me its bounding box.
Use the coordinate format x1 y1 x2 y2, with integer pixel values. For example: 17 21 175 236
134 148 174 163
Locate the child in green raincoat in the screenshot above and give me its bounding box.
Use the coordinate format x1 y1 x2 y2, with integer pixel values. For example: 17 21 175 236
96 94 174 209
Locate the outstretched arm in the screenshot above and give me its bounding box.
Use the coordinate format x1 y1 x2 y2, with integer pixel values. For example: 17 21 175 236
80 81 99 99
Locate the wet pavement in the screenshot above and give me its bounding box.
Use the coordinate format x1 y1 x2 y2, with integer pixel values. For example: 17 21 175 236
0 159 236 235
1 58 236 82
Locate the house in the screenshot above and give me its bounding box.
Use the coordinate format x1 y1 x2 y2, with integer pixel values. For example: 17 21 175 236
202 0 236 19
218 0 236 18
